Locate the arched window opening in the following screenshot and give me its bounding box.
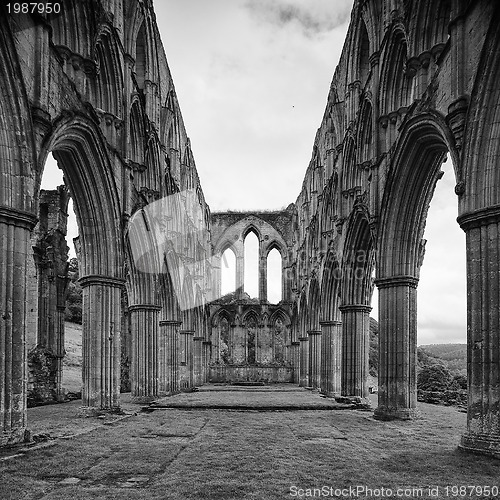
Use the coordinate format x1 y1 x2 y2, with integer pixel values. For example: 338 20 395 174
219 316 230 364
246 315 257 364
244 230 259 299
274 317 286 363
135 22 146 90
221 247 236 296
31 152 81 405
267 248 282 303
358 20 370 85
419 154 466 345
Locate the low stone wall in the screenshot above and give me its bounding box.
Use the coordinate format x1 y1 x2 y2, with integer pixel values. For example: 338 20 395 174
209 365 294 383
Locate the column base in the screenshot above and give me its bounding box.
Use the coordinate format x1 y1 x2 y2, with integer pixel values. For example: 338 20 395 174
78 406 123 417
130 395 158 404
320 390 341 398
336 395 372 409
459 432 500 459
0 428 29 447
373 406 419 421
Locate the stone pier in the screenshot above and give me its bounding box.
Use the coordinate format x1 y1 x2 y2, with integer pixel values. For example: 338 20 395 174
129 304 161 403
79 276 124 412
374 277 418 420
340 305 371 399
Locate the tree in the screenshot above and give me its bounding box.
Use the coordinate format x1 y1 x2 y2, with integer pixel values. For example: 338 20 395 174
417 364 453 391
65 257 82 324
368 317 378 377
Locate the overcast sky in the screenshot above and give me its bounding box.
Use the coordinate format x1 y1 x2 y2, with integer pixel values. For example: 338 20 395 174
42 0 467 346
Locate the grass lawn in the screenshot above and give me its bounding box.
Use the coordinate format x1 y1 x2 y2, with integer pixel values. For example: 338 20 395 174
1 389 499 500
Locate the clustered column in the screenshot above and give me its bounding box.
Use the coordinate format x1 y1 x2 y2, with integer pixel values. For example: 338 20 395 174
319 320 342 397
0 207 38 445
373 276 418 420
79 276 125 412
458 210 500 457
298 336 309 387
129 304 161 403
307 330 321 389
193 336 205 386
339 304 371 399
158 320 180 395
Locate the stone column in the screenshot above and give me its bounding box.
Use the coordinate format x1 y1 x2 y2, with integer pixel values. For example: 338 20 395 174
193 336 204 387
307 330 321 389
0 207 38 446
129 304 161 403
79 275 124 412
339 305 371 399
373 277 418 420
179 330 194 389
320 320 342 397
291 341 300 384
158 320 180 395
458 211 500 458
236 253 244 299
203 340 212 383
298 336 309 387
259 253 267 302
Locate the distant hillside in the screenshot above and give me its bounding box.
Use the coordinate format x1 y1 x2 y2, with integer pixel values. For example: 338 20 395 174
62 322 82 393
369 320 466 378
418 344 466 376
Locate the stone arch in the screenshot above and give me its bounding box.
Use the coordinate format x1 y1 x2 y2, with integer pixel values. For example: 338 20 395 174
461 5 500 215
456 3 500 455
356 98 373 167
94 25 124 117
340 203 375 399
379 25 412 118
341 205 375 307
39 114 125 410
0 16 36 212
242 309 259 364
48 2 96 58
129 99 147 170
374 112 457 420
0 13 38 445
319 252 342 396
41 114 123 277
306 279 321 388
351 16 371 87
378 113 456 279
408 0 451 57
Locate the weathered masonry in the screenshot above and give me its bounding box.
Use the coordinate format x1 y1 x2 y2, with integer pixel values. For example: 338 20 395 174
1 0 500 459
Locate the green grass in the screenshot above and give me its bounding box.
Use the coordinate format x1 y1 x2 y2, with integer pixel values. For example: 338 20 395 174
1 394 499 500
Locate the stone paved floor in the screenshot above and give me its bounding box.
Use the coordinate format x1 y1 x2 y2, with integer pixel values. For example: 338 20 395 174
1 386 499 500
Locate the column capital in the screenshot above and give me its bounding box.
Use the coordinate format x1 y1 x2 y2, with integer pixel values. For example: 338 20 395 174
128 304 161 312
307 330 322 336
339 304 372 313
298 336 309 342
291 341 300 346
159 320 182 326
374 276 418 289
79 275 126 289
0 205 38 230
202 340 212 345
457 204 500 231
180 330 195 335
193 336 205 341
319 320 342 326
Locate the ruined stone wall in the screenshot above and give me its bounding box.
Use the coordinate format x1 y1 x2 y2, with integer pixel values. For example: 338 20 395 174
28 186 70 404
289 0 500 456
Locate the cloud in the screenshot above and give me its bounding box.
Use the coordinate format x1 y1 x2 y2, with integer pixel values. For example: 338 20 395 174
245 0 352 37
